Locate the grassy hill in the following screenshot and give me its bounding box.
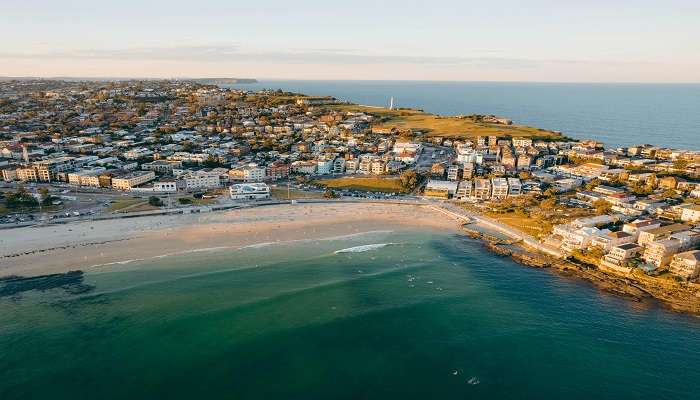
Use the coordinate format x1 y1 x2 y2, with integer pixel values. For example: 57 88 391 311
325 104 568 140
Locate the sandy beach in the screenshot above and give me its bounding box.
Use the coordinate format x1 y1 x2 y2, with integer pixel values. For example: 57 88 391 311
0 202 461 277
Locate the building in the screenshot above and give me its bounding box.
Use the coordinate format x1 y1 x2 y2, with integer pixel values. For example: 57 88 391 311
507 178 522 197
424 180 458 199
111 171 156 191
142 160 181 174
669 250 700 279
637 224 690 247
266 162 290 181
456 180 472 200
447 165 461 181
230 183 271 200
153 180 178 193
680 205 700 223
229 164 266 182
600 243 643 274
512 138 533 148
181 170 222 191
473 178 491 200
491 178 509 199
317 159 334 175
622 219 662 240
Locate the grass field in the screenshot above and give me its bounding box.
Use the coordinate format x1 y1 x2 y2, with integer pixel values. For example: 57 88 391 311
325 104 564 140
315 176 407 193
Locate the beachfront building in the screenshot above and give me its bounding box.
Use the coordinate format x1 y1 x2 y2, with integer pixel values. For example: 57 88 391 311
229 183 271 200
491 178 509 200
424 180 458 199
111 171 156 191
473 179 491 200
456 180 473 201
669 250 700 279
600 243 643 274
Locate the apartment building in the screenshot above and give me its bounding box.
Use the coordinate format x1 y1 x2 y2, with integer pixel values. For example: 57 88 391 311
447 165 461 181
456 180 473 200
600 243 643 274
491 178 509 199
507 178 522 197
181 170 223 191
473 179 491 200
669 250 700 279
638 224 690 247
111 171 156 191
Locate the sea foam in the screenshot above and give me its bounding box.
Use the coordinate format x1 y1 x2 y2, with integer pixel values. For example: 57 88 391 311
334 243 394 254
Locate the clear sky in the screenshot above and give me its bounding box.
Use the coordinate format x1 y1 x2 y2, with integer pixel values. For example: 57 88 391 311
2 0 700 82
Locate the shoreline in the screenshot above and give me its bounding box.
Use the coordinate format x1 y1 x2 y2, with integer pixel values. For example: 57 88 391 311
4 200 700 316
461 223 700 316
0 202 458 278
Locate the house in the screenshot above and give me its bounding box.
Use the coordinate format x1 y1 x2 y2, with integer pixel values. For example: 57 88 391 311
669 250 700 279
230 183 271 200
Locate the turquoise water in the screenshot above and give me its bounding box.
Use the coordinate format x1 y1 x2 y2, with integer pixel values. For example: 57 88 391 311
227 80 700 150
2 230 700 399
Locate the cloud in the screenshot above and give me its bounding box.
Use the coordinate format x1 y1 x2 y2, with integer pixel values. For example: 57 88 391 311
0 45 653 69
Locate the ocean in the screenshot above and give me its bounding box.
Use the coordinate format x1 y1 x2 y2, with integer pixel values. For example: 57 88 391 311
2 230 700 399
225 80 700 150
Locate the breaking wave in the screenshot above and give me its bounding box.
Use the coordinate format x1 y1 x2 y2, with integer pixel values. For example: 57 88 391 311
334 243 394 254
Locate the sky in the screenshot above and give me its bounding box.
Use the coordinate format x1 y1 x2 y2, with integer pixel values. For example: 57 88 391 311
2 0 700 82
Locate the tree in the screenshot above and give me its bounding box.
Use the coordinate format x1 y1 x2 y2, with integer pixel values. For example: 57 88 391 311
540 197 557 210
399 170 418 192
584 178 601 191
148 196 164 207
592 199 612 215
323 189 339 199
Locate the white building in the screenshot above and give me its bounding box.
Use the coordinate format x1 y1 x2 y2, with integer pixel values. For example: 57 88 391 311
181 170 222 191
230 183 271 200
507 178 522 197
491 178 509 199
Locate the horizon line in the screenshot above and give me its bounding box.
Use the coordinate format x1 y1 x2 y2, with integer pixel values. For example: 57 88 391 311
2 76 700 85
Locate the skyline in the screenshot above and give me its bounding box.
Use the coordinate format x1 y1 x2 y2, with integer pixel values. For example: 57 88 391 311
2 0 700 82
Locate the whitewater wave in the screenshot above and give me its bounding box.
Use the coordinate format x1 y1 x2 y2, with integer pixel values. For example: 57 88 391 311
334 243 394 254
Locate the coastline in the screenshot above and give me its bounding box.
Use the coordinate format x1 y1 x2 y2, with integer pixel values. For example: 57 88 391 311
0 202 457 277
4 200 700 316
461 222 700 316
